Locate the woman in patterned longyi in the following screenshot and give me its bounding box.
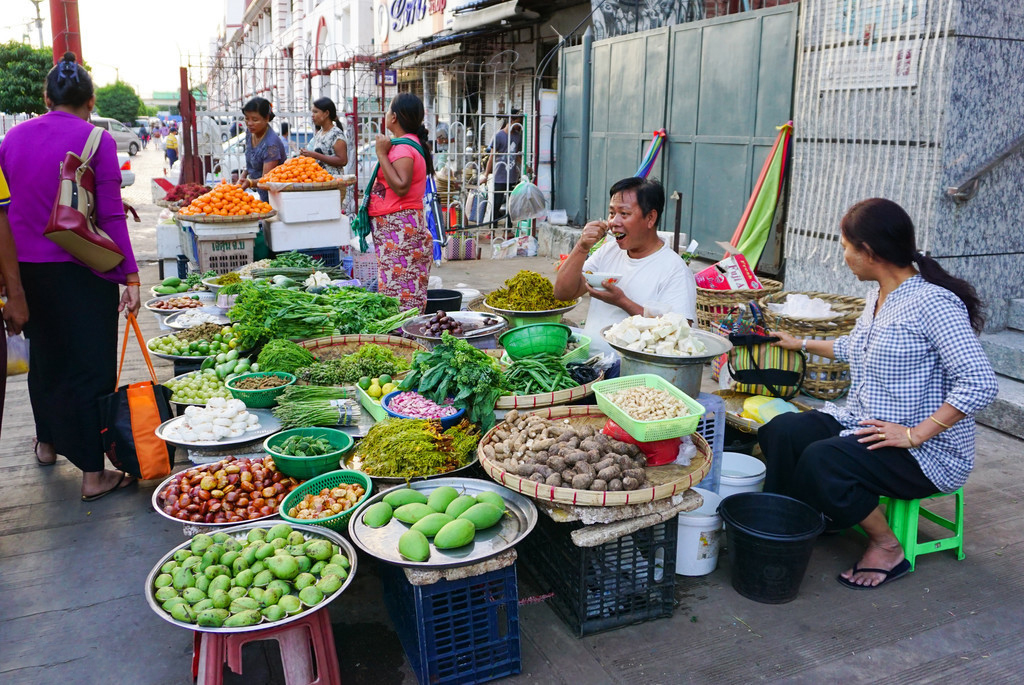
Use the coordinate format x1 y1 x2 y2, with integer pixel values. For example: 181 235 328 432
759 198 997 590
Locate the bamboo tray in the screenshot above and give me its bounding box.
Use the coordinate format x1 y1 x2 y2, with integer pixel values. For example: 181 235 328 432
493 372 603 410
477 405 711 506
294 334 424 385
175 210 277 223
257 178 351 192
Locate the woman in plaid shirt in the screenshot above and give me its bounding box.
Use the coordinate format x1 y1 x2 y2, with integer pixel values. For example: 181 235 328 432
760 198 997 590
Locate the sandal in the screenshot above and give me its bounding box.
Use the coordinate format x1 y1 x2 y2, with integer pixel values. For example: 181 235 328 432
81 471 136 502
836 558 911 590
34 440 57 467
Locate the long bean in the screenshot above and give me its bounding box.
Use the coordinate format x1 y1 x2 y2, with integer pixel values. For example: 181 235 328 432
503 354 576 395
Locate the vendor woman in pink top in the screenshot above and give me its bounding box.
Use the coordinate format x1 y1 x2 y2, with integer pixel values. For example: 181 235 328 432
368 93 434 312
0 53 141 501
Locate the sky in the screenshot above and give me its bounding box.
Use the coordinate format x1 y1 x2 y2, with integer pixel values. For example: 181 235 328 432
0 0 225 97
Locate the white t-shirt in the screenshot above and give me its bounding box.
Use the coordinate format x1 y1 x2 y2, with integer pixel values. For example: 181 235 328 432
581 241 697 338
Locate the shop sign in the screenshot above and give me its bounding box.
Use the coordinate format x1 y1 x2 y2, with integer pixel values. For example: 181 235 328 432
390 0 446 33
375 69 399 86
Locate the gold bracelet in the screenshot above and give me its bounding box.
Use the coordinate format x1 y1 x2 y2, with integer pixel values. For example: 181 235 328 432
928 415 952 429
906 427 919 448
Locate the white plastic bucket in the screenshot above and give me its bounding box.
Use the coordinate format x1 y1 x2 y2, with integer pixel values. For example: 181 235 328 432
676 487 723 576
719 452 767 498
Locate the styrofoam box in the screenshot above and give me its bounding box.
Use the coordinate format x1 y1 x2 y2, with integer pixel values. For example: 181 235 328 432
268 189 342 223
156 223 181 259
266 215 351 252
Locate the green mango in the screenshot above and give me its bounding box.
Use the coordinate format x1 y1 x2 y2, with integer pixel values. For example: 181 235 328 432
161 277 182 288
248 587 265 602
316 574 343 595
475 491 506 510
427 486 460 514
383 488 428 508
173 549 191 563
161 597 187 612
222 538 242 553
298 585 324 607
294 573 316 590
458 503 504 530
197 608 230 627
287 531 306 546
262 605 287 622
209 575 232 594
445 495 478 519
285 544 306 557
153 285 177 295
231 556 250 575
181 555 202 571
200 551 216 572
290 556 309 575
433 519 476 550
190 534 215 555
171 568 195 591
362 501 394 528
212 532 230 544
261 585 284 607
210 589 231 609
411 513 455 538
223 609 261 627
329 554 350 570
266 523 293 542
227 587 247 601
230 596 260 613
304 540 332 562
246 528 267 544
322 564 347 580
269 538 288 550
154 573 173 589
192 598 214 613
205 543 225 563
254 542 275 561
233 569 254 588
170 603 196 623
220 550 240 568
393 503 436 525
309 561 326 576
242 545 259 566
267 580 291 597
398 530 430 562
203 564 230 580
253 569 274 587
182 587 206 605
278 594 302 615
154 586 179 602
194 575 211 594
160 560 179 574
250 561 266 575
267 554 299 581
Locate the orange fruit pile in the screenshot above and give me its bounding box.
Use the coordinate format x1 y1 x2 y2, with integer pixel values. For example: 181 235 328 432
178 182 273 217
260 156 334 184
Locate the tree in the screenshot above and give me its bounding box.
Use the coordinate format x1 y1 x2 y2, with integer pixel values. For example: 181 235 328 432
0 42 51 115
94 81 143 123
141 104 159 117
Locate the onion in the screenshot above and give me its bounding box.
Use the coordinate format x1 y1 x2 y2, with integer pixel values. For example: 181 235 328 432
387 391 459 419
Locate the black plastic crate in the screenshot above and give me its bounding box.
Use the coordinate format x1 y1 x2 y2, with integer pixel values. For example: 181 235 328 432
295 246 342 267
520 514 677 637
381 563 521 685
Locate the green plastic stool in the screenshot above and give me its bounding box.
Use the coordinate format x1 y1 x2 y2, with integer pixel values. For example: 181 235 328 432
880 488 965 571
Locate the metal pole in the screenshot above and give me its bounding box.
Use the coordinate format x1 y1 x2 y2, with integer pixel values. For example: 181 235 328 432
30 0 44 49
671 190 682 254
578 27 594 224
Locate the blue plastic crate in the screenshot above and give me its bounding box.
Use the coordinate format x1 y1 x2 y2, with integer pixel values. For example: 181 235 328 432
694 392 726 494
382 563 521 685
295 246 342 268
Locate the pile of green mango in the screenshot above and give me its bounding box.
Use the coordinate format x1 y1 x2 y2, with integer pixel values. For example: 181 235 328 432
152 277 192 295
153 523 350 628
362 486 507 563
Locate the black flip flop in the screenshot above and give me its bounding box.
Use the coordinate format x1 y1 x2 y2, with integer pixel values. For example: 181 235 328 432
81 471 135 502
836 558 912 590
34 441 57 467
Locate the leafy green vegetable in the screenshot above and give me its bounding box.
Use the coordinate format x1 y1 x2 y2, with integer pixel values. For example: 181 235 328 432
271 251 321 269
294 344 409 385
256 339 316 374
353 418 479 478
403 333 504 430
272 399 361 428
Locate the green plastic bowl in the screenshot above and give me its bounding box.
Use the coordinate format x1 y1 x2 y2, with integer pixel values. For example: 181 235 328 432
263 427 355 480
278 469 372 531
499 323 572 360
226 371 296 408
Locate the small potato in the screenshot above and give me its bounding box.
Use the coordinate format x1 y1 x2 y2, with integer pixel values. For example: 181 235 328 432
591 479 608 491
545 473 562 487
608 478 623 491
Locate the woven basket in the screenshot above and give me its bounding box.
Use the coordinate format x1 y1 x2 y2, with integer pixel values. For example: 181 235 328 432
695 277 783 331
477 405 711 506
257 178 350 192
759 291 865 400
175 210 277 223
493 371 604 410
294 334 424 386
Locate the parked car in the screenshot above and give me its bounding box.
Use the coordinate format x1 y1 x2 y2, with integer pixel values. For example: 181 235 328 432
117 152 135 188
92 116 142 156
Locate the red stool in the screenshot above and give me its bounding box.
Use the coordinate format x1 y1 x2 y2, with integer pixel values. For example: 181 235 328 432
193 607 341 685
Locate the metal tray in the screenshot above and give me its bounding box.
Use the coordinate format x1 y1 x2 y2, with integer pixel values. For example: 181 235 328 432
164 307 231 330
484 299 580 318
155 408 282 448
402 311 507 341
163 370 231 407
144 520 357 634
347 477 537 569
145 292 216 315
602 327 733 364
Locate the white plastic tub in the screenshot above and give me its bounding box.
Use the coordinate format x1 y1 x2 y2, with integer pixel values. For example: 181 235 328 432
719 452 767 498
676 487 723 576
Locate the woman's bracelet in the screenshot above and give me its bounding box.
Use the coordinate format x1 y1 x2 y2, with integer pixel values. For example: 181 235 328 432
906 427 919 448
928 415 952 429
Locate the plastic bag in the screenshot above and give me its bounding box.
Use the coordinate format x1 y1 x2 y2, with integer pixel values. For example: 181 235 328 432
507 181 546 223
6 334 29 376
491 237 519 260
515 235 538 257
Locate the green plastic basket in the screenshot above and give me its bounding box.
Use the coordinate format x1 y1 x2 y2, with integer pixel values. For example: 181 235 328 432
226 371 296 408
356 385 388 422
592 374 706 441
499 323 572 360
561 333 592 364
278 469 373 531
263 427 355 480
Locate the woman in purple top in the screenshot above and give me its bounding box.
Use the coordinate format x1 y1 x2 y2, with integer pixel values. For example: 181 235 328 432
0 53 142 501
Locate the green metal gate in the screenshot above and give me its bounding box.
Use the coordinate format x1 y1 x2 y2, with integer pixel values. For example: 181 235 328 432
556 5 797 260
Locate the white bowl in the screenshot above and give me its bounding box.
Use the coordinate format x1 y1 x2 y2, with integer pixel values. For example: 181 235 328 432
584 272 622 289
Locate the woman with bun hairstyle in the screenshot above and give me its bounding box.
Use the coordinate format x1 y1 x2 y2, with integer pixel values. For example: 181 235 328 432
301 96 349 176
368 93 434 312
238 97 286 202
0 53 141 500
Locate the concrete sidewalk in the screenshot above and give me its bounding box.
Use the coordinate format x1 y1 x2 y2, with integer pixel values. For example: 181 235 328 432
1 257 1021 684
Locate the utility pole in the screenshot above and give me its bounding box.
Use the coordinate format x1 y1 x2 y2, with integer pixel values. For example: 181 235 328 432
29 0 44 49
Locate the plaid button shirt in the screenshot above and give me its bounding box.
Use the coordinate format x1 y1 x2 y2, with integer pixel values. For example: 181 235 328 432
824 275 998 492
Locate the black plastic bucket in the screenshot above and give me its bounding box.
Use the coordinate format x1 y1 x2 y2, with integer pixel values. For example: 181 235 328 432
720 492 825 604
424 289 463 314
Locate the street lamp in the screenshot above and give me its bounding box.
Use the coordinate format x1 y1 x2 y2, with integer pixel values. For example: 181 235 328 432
28 0 44 49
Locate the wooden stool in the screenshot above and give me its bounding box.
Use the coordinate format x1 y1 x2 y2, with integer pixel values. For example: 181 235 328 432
194 607 341 685
881 488 965 571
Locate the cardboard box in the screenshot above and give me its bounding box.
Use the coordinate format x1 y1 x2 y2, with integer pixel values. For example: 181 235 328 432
268 189 342 223
694 254 763 291
265 216 350 252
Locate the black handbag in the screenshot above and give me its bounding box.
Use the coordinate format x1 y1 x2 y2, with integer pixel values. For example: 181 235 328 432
727 332 806 400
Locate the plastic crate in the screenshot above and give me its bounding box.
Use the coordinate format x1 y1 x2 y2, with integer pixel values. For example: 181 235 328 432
352 251 379 292
382 563 521 685
187 230 256 275
356 385 388 422
293 246 342 268
693 392 726 494
519 514 677 637
592 374 706 441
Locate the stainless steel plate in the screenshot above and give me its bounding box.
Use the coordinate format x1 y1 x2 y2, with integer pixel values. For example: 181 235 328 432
145 292 216 315
402 311 507 341
164 307 231 330
163 370 231 408
144 521 356 634
602 327 733 364
150 457 285 528
347 477 537 569
155 408 282 448
484 299 580 318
